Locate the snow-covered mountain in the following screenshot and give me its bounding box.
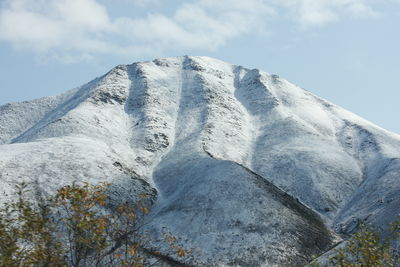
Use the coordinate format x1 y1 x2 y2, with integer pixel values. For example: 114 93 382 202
1 56 399 266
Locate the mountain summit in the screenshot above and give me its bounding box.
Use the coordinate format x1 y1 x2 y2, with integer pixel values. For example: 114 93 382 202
1 56 399 266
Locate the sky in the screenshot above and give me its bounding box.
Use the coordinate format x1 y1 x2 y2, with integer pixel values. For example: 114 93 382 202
0 0 399 133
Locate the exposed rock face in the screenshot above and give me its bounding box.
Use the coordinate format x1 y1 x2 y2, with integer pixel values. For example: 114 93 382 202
0 56 399 266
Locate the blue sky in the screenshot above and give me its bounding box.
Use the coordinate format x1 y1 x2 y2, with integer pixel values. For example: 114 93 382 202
0 0 399 133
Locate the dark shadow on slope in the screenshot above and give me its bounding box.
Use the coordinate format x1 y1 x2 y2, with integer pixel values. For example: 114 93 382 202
146 154 337 266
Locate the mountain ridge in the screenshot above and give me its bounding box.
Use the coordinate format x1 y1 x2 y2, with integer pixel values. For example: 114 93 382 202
0 56 399 266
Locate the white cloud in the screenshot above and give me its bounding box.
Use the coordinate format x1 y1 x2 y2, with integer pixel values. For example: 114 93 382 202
0 0 389 62
0 0 113 55
125 0 162 7
274 0 380 27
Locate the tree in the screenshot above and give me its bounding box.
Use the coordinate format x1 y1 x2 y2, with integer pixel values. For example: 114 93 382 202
0 182 66 266
0 181 193 267
312 218 400 267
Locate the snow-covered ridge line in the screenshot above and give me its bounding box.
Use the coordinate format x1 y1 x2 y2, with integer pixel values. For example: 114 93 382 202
0 88 80 144
0 55 399 266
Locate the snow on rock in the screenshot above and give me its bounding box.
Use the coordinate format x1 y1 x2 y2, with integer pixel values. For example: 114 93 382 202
0 88 78 144
148 155 335 266
0 56 399 266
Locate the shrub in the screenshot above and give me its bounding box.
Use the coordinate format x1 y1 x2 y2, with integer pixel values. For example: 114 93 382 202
0 181 192 267
312 218 400 267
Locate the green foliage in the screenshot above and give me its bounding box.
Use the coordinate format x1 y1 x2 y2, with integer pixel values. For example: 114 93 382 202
0 181 192 267
312 218 400 267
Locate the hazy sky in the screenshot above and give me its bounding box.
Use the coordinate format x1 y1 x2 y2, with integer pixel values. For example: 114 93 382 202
0 0 399 133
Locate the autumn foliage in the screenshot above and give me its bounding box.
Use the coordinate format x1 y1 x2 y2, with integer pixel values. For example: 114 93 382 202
312 219 400 267
0 182 192 267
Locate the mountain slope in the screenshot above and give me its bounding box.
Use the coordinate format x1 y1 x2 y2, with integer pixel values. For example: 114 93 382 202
0 88 78 144
0 56 399 266
147 155 335 266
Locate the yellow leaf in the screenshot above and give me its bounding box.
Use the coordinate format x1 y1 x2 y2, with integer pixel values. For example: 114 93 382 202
177 248 186 257
141 207 148 214
129 247 135 257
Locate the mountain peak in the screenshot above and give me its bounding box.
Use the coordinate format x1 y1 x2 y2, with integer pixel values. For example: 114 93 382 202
1 56 400 265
